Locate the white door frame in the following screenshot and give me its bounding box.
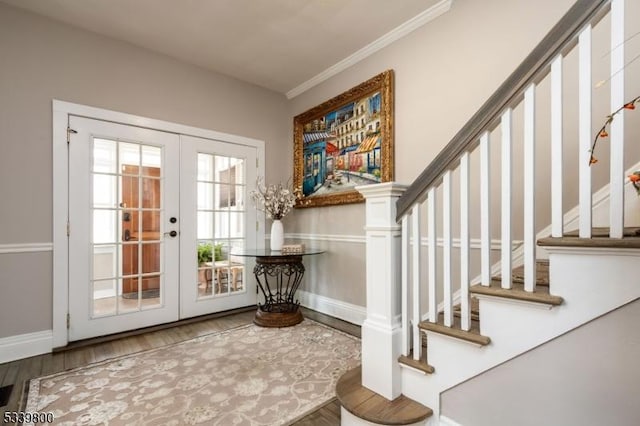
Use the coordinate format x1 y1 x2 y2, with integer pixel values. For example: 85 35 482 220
53 100 265 348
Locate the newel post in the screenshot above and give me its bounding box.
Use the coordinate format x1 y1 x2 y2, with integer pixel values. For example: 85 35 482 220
356 182 407 400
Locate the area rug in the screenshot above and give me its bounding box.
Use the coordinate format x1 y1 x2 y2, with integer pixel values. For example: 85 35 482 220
23 320 360 425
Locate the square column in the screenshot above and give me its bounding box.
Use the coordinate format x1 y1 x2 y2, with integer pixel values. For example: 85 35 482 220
356 182 407 400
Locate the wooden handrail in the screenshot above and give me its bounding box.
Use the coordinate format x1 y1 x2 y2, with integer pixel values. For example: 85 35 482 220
396 0 610 221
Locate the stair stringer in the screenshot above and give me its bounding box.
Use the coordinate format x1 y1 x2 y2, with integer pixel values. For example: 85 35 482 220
401 247 640 424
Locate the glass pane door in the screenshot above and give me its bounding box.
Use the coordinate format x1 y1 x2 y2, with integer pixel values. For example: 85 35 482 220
196 154 246 299
68 116 180 341
180 135 259 318
91 139 164 317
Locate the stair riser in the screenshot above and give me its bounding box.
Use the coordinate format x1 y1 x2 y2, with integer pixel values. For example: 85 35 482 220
401 247 640 419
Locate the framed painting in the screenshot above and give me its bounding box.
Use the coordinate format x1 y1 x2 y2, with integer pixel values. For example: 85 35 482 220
293 69 394 208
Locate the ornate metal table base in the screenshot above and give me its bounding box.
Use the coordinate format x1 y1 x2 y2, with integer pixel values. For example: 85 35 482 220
253 255 305 327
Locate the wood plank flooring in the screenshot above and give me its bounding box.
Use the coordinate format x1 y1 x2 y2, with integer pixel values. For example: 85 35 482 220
0 307 359 425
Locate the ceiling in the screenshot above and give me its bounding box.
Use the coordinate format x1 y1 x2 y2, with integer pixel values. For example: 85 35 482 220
1 0 447 97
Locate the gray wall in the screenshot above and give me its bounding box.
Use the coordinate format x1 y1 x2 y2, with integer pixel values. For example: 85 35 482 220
287 0 580 305
0 3 289 338
441 298 640 426
2 0 639 338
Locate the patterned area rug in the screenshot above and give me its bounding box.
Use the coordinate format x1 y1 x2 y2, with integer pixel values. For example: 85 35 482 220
24 320 360 425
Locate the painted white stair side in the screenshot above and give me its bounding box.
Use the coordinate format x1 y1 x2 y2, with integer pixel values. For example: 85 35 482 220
400 247 640 422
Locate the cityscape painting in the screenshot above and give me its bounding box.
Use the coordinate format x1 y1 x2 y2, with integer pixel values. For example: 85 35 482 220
293 70 394 207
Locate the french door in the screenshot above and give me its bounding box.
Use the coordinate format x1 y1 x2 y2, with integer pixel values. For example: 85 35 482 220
180 135 258 318
68 117 257 341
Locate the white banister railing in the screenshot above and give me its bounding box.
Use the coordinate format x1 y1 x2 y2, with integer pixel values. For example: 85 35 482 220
501 108 513 290
578 24 593 238
609 0 625 239
551 55 564 238
427 187 437 323
385 0 632 373
480 131 491 287
523 84 537 293
443 171 453 327
459 152 471 331
411 203 422 361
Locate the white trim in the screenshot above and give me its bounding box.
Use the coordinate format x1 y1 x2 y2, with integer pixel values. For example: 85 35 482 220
274 233 518 250
285 0 452 99
52 100 266 348
439 415 463 426
0 243 53 254
284 233 366 244
53 100 265 150
0 330 52 364
297 290 366 326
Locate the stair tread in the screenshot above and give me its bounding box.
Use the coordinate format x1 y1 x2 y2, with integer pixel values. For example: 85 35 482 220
539 227 640 248
470 281 563 306
336 366 433 424
419 317 490 346
398 351 435 374
538 235 640 248
563 227 640 238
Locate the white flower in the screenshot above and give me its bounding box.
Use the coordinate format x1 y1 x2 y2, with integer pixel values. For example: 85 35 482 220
249 177 302 220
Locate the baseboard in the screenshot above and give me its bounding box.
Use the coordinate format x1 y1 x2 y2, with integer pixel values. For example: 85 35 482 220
298 290 366 326
0 330 53 363
439 415 463 426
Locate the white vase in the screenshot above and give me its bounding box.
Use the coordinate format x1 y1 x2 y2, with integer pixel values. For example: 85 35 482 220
270 219 284 251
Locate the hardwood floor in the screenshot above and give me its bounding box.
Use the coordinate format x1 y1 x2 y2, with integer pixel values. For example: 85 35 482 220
0 307 359 424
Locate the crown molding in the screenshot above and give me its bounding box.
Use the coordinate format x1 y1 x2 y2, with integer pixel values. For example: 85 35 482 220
285 0 452 99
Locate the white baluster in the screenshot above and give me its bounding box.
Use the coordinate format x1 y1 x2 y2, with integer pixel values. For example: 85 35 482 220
443 171 453 327
480 131 491 287
401 215 410 357
610 0 625 239
551 55 564 238
428 188 437 323
579 25 592 238
501 108 513 289
524 84 537 292
460 152 470 331
411 204 422 361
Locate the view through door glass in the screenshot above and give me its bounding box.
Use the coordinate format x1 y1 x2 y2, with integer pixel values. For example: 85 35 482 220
91 139 165 317
196 154 246 299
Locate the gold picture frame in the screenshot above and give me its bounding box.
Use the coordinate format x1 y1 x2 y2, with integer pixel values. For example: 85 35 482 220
293 70 394 208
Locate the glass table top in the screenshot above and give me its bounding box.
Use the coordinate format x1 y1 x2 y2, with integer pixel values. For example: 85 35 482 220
230 248 325 257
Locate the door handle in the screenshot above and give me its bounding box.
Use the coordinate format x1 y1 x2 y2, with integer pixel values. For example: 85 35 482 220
164 230 178 238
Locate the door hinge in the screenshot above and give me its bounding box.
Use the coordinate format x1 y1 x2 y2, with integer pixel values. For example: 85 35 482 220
67 127 77 144
66 221 70 236
256 158 259 168
66 313 70 329
256 221 259 231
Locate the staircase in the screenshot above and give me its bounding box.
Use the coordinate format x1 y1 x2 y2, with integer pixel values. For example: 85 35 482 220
337 0 640 424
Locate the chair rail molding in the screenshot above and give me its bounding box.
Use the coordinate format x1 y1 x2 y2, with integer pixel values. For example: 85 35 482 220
0 243 53 254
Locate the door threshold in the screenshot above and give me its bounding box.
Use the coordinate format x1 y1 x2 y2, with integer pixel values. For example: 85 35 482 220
54 305 256 353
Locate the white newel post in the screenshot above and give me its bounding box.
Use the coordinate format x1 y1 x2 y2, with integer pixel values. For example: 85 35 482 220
356 182 407 400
